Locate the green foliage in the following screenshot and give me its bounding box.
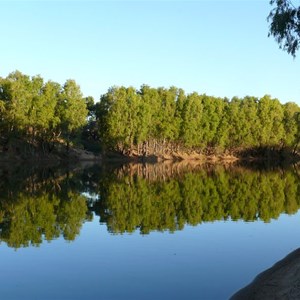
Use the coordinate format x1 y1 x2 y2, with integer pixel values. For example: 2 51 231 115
0 71 88 154
96 85 300 155
268 0 300 56
180 92 203 147
259 96 285 146
283 102 300 147
58 80 88 135
156 87 181 141
96 86 141 152
0 70 299 157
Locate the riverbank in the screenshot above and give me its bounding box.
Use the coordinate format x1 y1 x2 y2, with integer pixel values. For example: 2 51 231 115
231 248 300 299
102 147 300 166
1 142 300 166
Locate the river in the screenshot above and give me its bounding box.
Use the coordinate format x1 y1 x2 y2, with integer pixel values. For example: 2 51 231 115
1 162 300 299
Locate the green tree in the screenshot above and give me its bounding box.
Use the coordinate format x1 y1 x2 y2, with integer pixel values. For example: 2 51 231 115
97 86 141 153
57 79 88 150
0 71 33 135
225 97 259 150
28 80 61 145
257 95 285 147
282 102 300 147
200 95 226 150
180 92 203 147
157 87 181 142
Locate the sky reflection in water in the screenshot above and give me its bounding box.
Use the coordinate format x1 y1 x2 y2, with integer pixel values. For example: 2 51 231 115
0 163 300 299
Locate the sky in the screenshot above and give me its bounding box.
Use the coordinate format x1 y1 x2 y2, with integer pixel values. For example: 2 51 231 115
1 0 300 104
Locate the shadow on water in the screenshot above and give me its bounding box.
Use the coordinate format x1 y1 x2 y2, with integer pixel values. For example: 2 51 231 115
1 160 300 248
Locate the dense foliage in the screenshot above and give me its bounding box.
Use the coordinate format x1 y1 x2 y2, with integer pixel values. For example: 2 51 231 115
96 86 300 156
0 71 88 156
1 70 300 158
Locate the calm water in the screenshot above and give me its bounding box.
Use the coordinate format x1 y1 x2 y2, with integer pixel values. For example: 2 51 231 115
1 162 300 299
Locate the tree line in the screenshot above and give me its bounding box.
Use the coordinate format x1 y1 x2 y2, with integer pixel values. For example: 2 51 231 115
0 71 88 156
96 85 300 156
1 70 300 158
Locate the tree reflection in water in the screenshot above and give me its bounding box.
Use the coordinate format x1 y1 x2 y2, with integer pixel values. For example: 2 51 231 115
0 162 300 248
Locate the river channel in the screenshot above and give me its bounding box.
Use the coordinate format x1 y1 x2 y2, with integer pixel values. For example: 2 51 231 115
1 162 300 299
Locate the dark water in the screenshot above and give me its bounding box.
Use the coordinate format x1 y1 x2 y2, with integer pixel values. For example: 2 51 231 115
1 162 300 299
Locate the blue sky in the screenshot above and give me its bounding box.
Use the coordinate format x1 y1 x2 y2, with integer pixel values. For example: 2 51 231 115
1 1 300 103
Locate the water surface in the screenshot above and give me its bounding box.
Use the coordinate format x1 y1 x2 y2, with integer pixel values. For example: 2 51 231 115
1 162 300 299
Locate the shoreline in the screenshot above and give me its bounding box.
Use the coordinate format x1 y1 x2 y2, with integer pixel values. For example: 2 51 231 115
231 248 300 300
1 147 300 165
102 151 300 165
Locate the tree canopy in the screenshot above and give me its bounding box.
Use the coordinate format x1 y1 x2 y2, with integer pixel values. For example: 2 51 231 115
0 70 299 159
96 85 300 156
0 71 88 156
